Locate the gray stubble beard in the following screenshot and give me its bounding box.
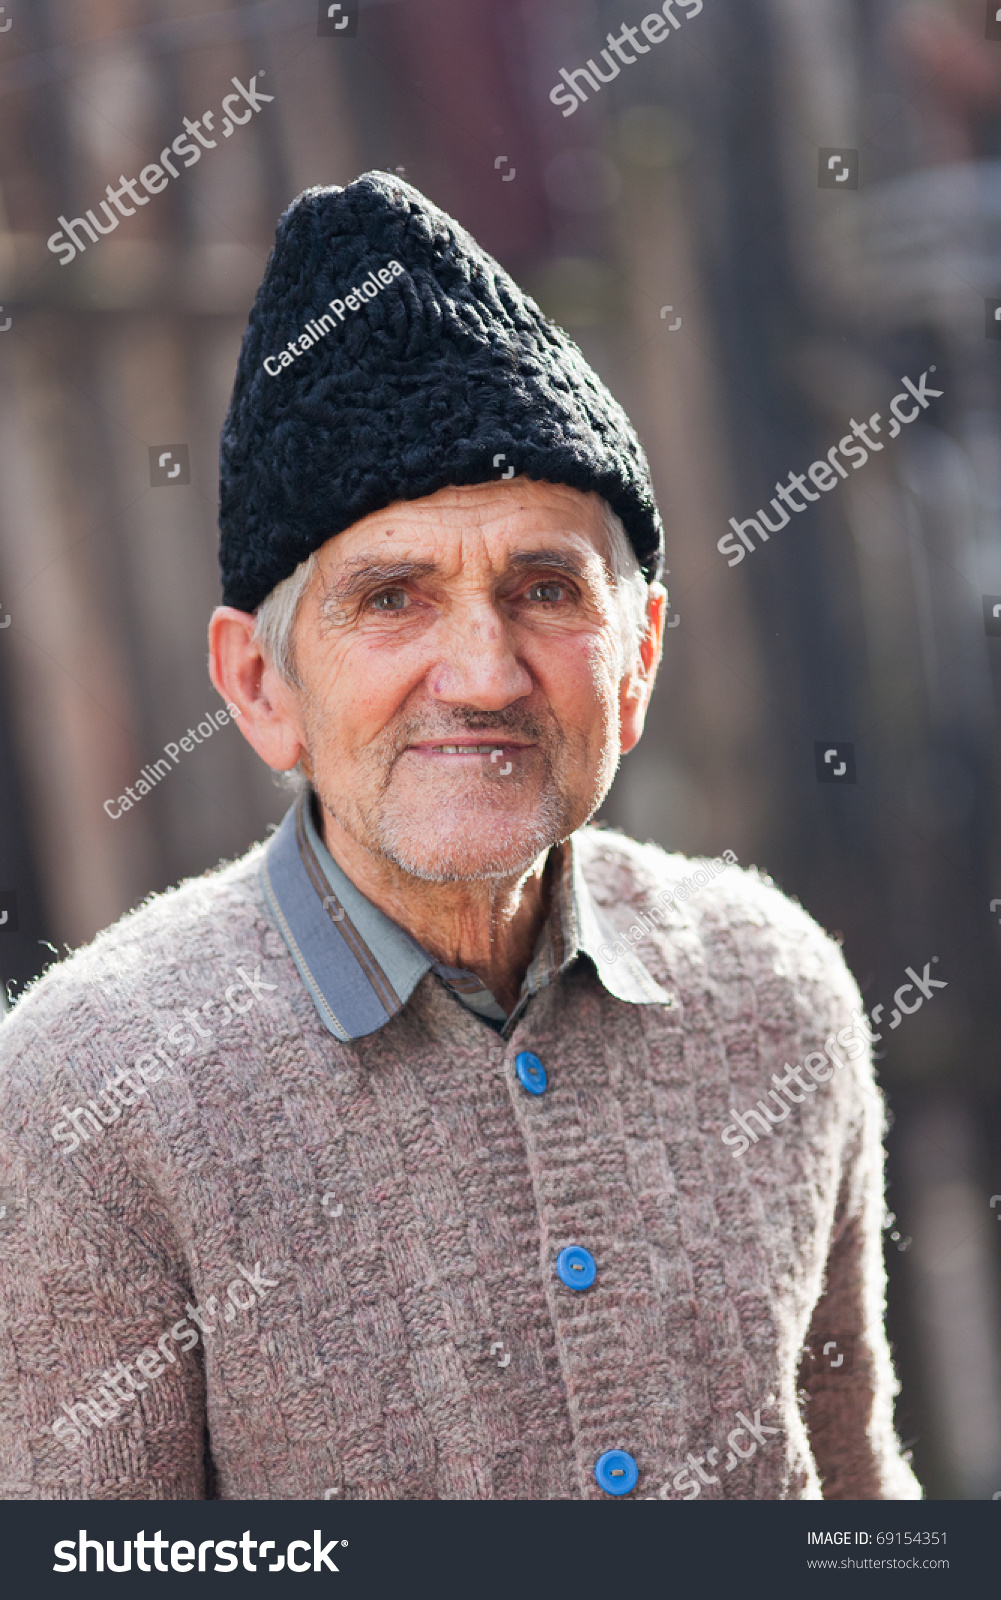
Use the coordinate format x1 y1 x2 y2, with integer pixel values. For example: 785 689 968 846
364 776 575 883
306 703 600 884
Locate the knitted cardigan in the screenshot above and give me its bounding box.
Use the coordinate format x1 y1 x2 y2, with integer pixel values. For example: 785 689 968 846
0 827 920 1500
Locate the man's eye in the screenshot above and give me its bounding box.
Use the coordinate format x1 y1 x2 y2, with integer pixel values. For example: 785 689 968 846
527 582 565 604
370 589 409 611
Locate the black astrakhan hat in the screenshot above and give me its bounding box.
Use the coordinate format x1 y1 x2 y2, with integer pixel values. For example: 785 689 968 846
219 171 664 612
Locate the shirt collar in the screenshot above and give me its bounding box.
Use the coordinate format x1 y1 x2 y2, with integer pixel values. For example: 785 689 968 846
261 788 674 1041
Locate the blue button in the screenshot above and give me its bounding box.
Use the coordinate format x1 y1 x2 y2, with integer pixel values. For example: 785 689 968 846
595 1449 639 1496
515 1051 547 1096
556 1245 596 1290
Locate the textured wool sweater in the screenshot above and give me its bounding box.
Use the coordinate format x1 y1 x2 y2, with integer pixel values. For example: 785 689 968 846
0 820 920 1501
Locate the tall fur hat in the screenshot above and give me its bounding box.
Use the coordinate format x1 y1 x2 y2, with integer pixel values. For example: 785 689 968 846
219 171 664 611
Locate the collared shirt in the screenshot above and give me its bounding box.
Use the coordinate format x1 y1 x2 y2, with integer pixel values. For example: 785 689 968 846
260 786 673 1041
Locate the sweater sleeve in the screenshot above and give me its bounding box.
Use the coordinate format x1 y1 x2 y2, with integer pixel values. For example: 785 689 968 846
799 1040 922 1500
0 1003 208 1500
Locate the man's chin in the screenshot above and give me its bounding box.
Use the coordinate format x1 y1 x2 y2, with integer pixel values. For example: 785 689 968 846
371 800 571 884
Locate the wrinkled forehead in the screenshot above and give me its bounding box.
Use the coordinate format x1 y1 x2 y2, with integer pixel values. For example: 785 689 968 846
315 479 613 583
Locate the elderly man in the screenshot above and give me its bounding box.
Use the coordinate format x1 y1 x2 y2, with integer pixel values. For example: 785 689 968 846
0 174 918 1501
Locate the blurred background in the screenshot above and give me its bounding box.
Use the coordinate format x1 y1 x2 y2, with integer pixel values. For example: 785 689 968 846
1 0 999 1498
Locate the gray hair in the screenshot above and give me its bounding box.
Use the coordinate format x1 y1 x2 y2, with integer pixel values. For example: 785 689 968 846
253 499 650 688
601 501 650 675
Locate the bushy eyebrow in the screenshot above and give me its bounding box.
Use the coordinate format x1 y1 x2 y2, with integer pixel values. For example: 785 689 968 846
506 547 592 580
326 546 594 608
324 559 440 606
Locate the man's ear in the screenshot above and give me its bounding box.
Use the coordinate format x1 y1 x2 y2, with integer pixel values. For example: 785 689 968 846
207 607 306 772
619 582 666 755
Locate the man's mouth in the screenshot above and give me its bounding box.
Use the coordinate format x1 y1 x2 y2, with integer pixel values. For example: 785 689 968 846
407 741 533 756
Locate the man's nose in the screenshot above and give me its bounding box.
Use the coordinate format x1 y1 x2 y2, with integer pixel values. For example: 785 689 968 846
428 605 533 708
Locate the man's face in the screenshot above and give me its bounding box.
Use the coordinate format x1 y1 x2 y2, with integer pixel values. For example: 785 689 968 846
286 480 658 883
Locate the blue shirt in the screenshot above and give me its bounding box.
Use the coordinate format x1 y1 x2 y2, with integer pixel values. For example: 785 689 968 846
261 786 672 1042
